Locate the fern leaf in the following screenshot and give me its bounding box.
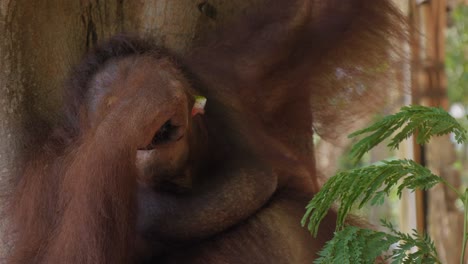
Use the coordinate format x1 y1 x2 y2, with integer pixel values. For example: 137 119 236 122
314 223 441 264
381 220 441 264
302 159 442 236
348 105 468 162
314 226 399 264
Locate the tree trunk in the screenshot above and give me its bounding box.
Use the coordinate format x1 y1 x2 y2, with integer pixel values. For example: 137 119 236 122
0 1 28 255
0 0 263 256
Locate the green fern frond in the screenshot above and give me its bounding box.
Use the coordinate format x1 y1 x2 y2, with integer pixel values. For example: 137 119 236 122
303 105 458 264
314 226 399 264
381 220 441 264
301 159 442 237
348 105 468 162
314 223 441 264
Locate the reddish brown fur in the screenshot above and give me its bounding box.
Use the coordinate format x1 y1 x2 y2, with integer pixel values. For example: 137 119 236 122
6 0 406 263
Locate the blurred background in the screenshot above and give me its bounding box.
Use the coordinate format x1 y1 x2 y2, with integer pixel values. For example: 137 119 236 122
314 1 468 263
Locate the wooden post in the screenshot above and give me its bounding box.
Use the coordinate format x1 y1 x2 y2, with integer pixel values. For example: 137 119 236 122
409 1 464 263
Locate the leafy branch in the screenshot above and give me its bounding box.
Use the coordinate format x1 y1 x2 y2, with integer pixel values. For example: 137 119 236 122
314 221 442 264
313 226 399 264
302 105 468 263
301 159 442 237
348 105 467 162
382 220 441 264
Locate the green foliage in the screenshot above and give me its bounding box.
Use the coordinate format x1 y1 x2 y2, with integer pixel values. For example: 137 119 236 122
348 105 468 162
302 105 468 263
446 5 468 104
313 226 399 264
313 222 441 264
382 221 441 264
301 159 442 236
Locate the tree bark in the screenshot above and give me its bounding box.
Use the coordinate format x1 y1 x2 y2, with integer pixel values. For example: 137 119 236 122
0 0 27 256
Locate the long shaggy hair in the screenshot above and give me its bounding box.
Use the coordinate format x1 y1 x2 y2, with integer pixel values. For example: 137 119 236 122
5 0 406 263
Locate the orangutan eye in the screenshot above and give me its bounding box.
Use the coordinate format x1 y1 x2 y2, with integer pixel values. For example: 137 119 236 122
142 120 182 150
